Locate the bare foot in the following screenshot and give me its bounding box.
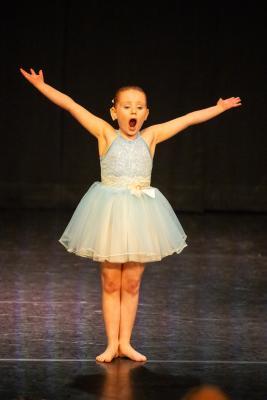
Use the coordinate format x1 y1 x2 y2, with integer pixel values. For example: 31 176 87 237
96 343 119 363
118 343 147 361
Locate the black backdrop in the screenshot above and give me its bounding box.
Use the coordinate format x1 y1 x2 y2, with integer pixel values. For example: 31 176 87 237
1 1 266 211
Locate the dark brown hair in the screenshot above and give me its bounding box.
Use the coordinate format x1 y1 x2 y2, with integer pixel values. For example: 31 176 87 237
112 85 147 107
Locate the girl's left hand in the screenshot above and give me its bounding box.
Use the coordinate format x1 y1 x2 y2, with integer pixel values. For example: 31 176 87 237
217 97 242 111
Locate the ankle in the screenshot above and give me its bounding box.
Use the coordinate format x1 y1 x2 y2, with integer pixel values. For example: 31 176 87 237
119 340 131 347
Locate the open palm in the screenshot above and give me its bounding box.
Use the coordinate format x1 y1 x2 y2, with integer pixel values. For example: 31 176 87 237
20 67 44 87
217 96 242 111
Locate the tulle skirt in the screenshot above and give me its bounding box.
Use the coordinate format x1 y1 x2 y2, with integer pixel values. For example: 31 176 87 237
58 181 188 263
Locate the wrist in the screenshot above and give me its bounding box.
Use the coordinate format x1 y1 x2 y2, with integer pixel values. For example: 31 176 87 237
216 103 225 113
33 81 45 90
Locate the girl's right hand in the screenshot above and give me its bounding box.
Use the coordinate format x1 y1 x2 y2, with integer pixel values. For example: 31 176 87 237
19 67 44 87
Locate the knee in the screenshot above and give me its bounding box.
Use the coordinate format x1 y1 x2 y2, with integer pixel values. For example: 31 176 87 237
101 276 121 294
122 277 141 295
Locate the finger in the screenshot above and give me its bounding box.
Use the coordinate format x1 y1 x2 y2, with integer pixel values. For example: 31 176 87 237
20 68 31 78
20 67 28 74
30 68 37 75
19 67 26 75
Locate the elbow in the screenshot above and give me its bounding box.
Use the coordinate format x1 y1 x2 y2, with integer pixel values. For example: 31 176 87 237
184 113 195 128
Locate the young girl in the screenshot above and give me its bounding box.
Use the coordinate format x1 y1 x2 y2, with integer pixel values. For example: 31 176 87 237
20 67 242 363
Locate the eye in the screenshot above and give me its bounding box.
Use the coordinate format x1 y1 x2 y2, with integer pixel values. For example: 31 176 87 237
124 106 130 109
137 106 143 110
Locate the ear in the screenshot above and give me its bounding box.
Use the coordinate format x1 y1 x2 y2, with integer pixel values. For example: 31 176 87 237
110 106 117 121
144 108 149 120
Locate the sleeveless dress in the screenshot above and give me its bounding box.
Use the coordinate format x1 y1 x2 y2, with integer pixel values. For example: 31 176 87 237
58 129 188 263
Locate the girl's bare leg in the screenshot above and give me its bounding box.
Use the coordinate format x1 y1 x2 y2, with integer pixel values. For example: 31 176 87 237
118 261 146 361
96 261 122 362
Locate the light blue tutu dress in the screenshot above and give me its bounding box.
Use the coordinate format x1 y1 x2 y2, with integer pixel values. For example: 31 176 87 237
58 129 188 263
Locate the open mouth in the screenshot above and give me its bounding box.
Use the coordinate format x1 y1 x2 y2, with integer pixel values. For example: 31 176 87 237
129 118 137 128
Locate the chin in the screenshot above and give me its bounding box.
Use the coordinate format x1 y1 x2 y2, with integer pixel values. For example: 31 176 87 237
128 126 137 132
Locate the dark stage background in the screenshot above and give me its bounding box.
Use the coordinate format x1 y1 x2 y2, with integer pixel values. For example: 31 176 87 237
1 1 266 211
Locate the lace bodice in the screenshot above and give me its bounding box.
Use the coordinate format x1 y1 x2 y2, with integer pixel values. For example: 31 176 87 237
99 130 155 197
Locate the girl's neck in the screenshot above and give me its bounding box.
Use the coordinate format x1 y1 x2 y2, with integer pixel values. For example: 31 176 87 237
118 129 139 141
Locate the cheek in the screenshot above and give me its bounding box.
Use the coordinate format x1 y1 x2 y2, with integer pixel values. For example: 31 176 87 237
142 111 148 119
117 110 127 118
120 113 128 120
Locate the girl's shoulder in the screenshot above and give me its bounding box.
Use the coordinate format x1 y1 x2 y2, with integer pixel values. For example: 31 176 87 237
140 126 157 146
98 125 117 158
140 126 157 159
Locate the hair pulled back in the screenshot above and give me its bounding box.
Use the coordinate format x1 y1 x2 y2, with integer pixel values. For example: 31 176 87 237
112 86 147 107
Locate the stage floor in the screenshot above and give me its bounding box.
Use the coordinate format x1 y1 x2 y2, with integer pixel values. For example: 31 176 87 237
0 209 266 399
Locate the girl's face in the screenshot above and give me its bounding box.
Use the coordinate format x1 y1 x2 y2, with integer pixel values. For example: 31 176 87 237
110 89 149 135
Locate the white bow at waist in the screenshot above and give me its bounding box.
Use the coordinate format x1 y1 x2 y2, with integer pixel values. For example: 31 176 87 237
101 175 156 198
129 186 156 198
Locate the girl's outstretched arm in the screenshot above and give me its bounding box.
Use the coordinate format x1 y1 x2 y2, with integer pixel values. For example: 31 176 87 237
19 67 113 139
148 97 242 144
